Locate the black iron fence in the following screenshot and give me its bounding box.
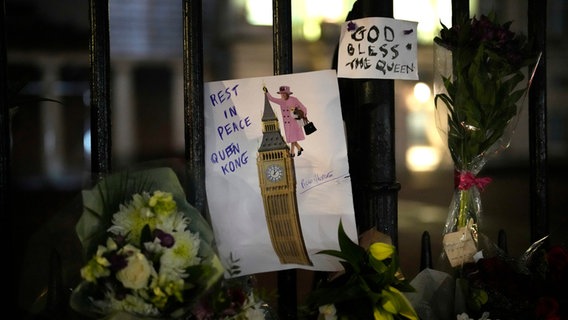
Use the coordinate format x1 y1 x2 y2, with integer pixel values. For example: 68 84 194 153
1 0 549 318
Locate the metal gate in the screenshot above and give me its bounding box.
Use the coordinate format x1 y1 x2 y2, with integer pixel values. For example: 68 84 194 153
0 0 549 318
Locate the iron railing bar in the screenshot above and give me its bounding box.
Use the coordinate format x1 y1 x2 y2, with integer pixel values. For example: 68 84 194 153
182 0 207 213
272 0 293 75
89 0 112 182
272 0 297 319
451 0 469 25
1 0 15 311
339 0 398 246
365 0 398 246
0 0 9 217
420 231 433 270
528 0 549 244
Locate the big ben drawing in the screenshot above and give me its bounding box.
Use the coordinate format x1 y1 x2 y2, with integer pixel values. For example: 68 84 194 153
256 92 312 266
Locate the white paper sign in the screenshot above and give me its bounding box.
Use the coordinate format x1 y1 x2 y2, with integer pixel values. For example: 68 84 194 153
337 17 419 80
204 70 358 276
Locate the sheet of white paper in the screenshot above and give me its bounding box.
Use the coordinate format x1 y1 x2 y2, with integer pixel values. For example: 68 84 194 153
204 70 358 276
337 17 419 80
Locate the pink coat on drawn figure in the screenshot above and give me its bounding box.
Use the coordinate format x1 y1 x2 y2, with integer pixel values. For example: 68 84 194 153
266 91 307 143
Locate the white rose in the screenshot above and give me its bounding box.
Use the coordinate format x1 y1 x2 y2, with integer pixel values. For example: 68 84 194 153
319 304 337 320
116 246 154 290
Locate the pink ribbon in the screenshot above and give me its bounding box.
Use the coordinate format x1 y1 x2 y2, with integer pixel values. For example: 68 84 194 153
457 171 492 191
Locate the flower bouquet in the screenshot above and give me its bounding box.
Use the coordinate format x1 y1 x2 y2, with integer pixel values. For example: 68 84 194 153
433 13 538 268
407 237 568 320
191 272 278 320
458 237 568 320
189 252 278 320
301 221 418 320
69 167 225 319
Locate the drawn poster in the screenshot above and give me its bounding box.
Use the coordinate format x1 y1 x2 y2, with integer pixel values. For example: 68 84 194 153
337 17 419 80
204 70 358 276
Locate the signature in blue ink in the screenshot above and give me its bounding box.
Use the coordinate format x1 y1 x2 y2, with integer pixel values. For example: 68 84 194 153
300 171 334 191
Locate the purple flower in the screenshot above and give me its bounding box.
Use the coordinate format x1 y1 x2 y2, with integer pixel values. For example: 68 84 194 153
107 252 128 272
153 228 175 248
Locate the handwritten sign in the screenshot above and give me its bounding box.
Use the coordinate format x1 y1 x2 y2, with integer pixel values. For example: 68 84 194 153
337 17 418 80
204 70 357 276
443 226 478 267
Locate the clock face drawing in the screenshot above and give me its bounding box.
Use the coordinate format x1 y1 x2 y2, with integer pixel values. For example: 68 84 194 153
266 164 284 182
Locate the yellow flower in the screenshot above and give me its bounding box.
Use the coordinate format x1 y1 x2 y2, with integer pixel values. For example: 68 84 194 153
371 286 421 320
369 242 395 261
318 304 337 320
379 286 419 320
373 306 394 320
470 288 488 309
150 273 185 309
380 288 400 314
305 222 419 320
105 237 118 251
80 244 112 282
149 190 177 216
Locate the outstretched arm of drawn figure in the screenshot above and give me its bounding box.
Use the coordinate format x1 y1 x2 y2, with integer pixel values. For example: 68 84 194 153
264 89 281 104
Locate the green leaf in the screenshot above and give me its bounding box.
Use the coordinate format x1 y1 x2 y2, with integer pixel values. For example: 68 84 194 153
337 220 366 270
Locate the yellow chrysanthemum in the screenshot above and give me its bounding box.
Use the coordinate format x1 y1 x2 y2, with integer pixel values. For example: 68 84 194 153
161 229 201 271
109 193 159 244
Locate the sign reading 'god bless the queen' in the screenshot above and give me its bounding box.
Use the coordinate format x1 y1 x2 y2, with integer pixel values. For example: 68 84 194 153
203 70 358 276
337 17 419 80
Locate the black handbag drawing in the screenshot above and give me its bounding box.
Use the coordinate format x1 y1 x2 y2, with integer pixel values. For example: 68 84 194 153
303 118 317 135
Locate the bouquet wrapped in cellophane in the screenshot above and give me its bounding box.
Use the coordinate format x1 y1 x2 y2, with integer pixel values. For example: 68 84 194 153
433 13 538 268
70 167 227 319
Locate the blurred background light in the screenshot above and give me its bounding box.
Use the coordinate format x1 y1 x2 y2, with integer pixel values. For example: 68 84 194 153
413 82 432 104
406 145 441 172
